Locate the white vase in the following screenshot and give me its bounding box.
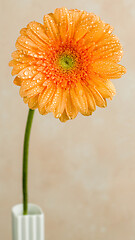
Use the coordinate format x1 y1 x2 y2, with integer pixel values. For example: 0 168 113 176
12 203 45 240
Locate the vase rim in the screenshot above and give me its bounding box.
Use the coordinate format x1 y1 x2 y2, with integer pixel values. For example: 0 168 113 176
12 203 44 216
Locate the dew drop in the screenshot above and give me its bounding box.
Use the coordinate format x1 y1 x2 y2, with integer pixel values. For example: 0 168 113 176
24 71 28 76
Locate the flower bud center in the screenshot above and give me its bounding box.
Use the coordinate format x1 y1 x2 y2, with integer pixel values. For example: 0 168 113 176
59 54 75 71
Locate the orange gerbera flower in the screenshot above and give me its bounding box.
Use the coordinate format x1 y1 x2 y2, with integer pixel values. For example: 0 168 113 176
9 7 126 122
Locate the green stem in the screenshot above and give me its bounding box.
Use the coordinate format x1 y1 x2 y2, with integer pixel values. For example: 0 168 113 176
23 109 35 215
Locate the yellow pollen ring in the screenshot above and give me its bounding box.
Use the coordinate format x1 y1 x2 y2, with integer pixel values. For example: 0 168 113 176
58 54 76 71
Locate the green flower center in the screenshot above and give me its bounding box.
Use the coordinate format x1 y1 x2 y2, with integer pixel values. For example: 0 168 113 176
58 54 75 71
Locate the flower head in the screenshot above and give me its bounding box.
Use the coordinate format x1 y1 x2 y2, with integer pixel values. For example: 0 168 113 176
9 8 126 122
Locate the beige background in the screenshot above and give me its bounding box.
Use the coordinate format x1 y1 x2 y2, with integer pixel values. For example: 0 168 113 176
0 0 135 239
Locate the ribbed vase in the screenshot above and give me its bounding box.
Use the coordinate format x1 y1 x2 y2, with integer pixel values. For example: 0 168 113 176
12 204 45 240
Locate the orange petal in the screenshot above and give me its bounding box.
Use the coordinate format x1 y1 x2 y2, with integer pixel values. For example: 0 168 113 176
20 84 44 98
13 76 22 86
27 22 50 44
38 85 56 114
104 23 114 35
78 18 105 45
16 35 40 51
28 95 38 109
84 86 96 112
20 79 39 91
20 28 27 36
91 88 107 107
68 9 86 39
26 29 48 51
43 14 59 41
99 23 114 41
20 78 44 98
92 35 123 63
53 7 70 42
10 62 29 76
87 74 116 100
70 83 89 115
59 109 69 122
15 41 44 58
53 88 66 118
68 9 82 39
45 87 62 113
32 72 45 83
23 96 29 104
18 66 38 79
74 13 100 42
11 50 35 63
92 60 126 78
66 90 78 119
93 80 115 100
105 79 116 96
